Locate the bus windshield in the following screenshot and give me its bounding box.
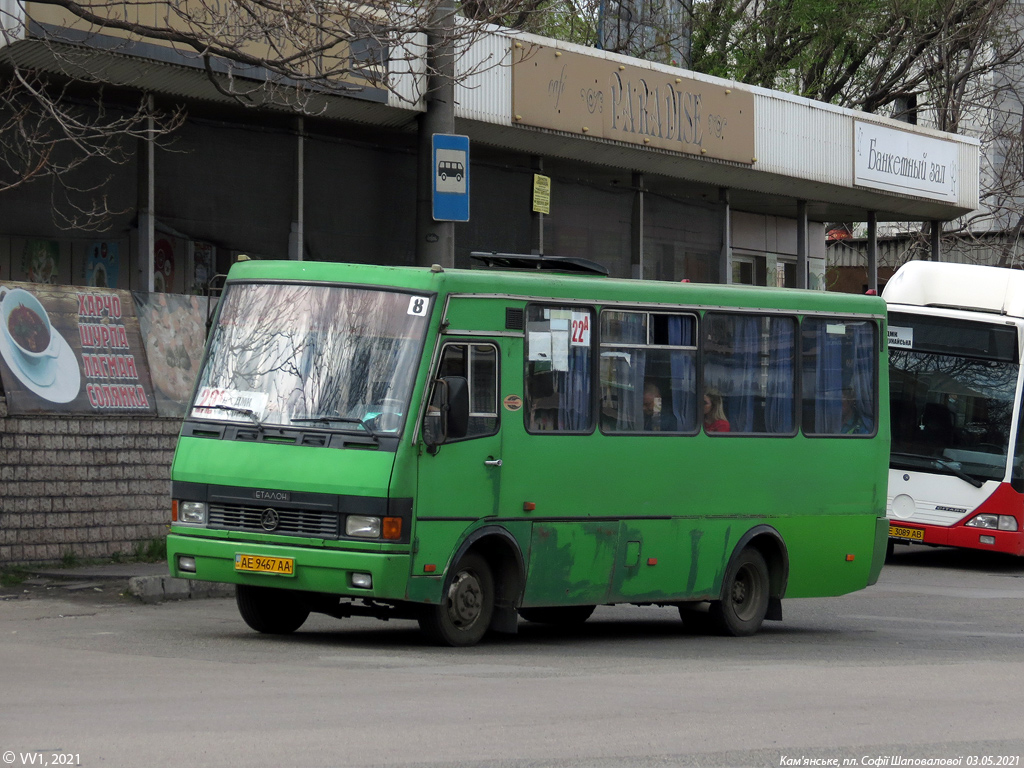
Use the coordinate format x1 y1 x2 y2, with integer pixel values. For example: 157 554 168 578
190 282 429 435
888 312 1019 483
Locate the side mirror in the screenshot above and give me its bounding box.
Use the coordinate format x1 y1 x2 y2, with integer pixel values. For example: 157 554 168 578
423 375 469 452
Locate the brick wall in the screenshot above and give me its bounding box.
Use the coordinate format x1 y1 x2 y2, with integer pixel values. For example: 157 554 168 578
0 396 180 566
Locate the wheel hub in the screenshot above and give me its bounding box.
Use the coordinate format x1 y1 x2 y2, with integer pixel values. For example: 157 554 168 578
447 571 483 627
732 578 749 604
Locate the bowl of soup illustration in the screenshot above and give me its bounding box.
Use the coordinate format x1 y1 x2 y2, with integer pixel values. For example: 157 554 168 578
1 287 60 363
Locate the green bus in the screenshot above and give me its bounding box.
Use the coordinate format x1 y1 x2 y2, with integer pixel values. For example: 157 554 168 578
167 256 889 646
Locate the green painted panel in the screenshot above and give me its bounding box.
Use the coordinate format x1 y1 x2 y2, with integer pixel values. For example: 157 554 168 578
610 518 726 602
410 520 476 576
172 436 396 497
444 297 522 332
521 521 618 605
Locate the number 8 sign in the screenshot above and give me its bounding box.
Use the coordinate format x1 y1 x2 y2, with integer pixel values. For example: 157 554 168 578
407 296 430 317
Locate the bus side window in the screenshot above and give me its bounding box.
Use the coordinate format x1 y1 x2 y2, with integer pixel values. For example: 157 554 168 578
426 343 499 442
599 310 698 433
801 318 877 436
524 305 594 432
702 313 797 435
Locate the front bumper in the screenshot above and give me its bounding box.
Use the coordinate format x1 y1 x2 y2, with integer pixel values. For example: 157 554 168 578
167 533 413 599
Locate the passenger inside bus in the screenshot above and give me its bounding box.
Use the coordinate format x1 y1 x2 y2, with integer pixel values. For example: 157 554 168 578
703 388 730 433
643 382 663 431
842 388 872 435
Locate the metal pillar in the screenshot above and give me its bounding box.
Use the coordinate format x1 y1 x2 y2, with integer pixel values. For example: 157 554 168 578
136 96 155 292
719 188 731 284
867 212 878 294
631 172 644 279
796 200 808 289
531 156 545 256
415 0 456 268
289 117 305 261
930 220 942 261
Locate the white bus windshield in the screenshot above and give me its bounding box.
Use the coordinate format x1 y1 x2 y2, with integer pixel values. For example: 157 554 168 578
190 282 430 435
889 312 1019 483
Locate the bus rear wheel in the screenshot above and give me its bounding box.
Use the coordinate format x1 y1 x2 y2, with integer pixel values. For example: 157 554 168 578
236 585 311 634
518 605 596 625
419 553 494 647
709 548 770 637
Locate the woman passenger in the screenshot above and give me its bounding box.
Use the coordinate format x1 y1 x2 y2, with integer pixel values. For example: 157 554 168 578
703 388 730 433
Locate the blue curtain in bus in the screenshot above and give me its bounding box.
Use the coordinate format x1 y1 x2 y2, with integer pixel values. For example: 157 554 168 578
851 322 875 431
557 345 591 431
618 314 647 430
727 316 760 433
765 318 795 433
667 315 697 431
814 323 843 432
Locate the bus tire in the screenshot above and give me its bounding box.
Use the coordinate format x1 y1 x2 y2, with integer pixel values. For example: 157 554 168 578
518 605 596 625
709 547 770 637
235 585 310 634
419 553 494 647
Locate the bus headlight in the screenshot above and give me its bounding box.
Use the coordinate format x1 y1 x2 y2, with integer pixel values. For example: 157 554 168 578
965 514 1018 531
346 515 381 537
177 501 207 525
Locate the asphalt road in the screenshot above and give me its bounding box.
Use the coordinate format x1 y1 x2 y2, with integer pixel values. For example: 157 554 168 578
1 544 1022 768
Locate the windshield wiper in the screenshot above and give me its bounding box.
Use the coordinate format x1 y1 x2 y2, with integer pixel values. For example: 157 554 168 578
193 403 263 432
891 451 984 488
290 416 380 443
931 458 985 488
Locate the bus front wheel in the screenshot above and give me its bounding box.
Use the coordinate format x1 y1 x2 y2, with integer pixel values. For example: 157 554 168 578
236 585 310 634
709 548 770 637
419 553 494 647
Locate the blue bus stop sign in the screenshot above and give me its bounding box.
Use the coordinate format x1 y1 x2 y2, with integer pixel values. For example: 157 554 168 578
432 134 470 222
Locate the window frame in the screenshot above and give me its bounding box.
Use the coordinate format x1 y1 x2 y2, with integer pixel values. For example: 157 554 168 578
523 303 597 435
701 310 800 438
598 307 700 436
800 315 880 439
428 340 501 443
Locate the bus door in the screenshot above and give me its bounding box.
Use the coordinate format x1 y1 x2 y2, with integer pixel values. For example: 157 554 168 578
415 340 503 567
495 305 619 608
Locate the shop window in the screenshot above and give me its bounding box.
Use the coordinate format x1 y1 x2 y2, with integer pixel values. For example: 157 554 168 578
732 257 755 285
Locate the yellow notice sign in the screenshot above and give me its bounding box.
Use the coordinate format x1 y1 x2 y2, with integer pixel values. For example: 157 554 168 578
532 174 551 214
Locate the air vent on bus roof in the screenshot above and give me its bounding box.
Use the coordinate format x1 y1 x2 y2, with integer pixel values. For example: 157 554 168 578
470 251 609 276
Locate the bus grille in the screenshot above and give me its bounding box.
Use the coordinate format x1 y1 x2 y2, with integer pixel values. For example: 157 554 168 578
207 503 340 538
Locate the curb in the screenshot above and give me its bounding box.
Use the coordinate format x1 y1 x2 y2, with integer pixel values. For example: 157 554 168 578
127 575 234 603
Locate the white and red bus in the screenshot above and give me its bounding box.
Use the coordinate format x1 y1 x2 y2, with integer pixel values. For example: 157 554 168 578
883 261 1024 556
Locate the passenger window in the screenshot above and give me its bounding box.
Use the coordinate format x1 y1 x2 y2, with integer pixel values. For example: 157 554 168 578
426 343 499 441
599 310 698 433
524 305 594 432
702 313 797 435
801 318 877 436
